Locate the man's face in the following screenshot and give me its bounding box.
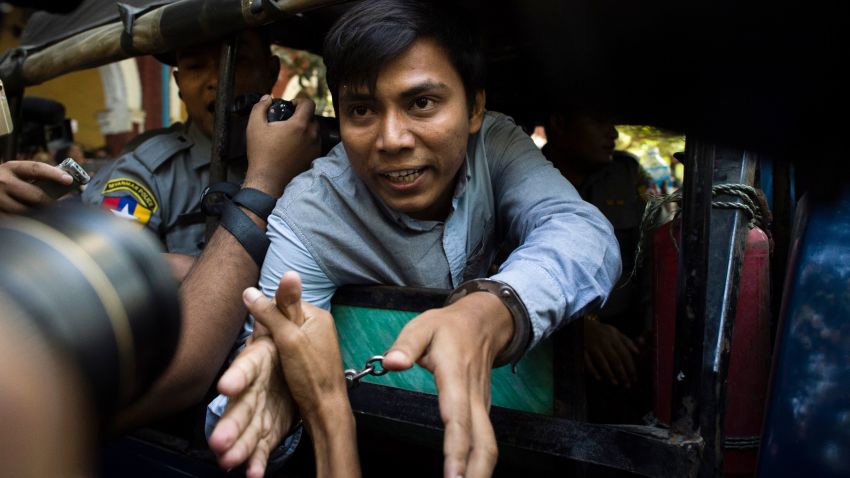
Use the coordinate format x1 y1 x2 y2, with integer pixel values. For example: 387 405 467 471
338 38 485 221
560 114 618 173
173 31 279 137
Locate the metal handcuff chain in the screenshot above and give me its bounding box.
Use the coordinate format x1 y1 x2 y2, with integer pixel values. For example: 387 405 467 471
344 355 388 388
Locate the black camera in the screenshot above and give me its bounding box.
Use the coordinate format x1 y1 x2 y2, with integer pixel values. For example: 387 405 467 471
0 204 181 428
224 93 340 168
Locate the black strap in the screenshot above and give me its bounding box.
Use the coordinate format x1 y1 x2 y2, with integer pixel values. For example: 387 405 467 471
219 203 270 268
201 181 240 217
233 187 277 219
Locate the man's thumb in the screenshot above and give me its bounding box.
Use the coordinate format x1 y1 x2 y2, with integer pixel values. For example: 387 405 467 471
383 320 433 372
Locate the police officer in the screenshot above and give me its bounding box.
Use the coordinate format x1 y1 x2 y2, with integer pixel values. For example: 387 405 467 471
82 29 283 260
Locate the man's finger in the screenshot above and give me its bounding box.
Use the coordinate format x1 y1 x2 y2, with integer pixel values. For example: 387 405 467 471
614 336 638 384
584 350 602 381
247 288 304 350
604 342 631 386
248 94 273 127
465 400 498 478
383 317 433 371
434 361 472 478
622 334 640 355
592 348 618 385
216 404 267 469
0 195 28 214
217 341 268 396
274 271 307 326
209 381 261 455
288 97 316 122
11 160 73 184
245 439 272 478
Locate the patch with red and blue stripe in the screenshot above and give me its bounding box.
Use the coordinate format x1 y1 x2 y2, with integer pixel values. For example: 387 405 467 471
101 196 152 225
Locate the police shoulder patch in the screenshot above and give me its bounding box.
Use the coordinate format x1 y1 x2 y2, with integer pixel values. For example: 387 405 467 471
102 178 158 212
100 196 153 226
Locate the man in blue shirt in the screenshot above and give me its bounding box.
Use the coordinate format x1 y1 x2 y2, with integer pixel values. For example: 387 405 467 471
209 2 621 477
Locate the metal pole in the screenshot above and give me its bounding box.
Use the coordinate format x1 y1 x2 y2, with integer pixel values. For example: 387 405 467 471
697 149 756 478
670 139 714 445
205 35 239 240
6 0 349 92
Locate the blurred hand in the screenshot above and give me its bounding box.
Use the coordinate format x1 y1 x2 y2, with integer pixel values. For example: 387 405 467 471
211 272 357 478
244 96 320 197
208 335 296 478
247 271 348 421
0 161 72 213
583 317 639 388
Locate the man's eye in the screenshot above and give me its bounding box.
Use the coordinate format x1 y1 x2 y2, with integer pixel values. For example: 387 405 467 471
413 97 435 109
350 105 370 116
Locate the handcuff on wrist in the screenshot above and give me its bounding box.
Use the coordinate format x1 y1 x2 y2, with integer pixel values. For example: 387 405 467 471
444 278 532 370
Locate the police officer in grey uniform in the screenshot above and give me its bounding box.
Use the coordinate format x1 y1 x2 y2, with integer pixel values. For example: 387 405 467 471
82 29 281 256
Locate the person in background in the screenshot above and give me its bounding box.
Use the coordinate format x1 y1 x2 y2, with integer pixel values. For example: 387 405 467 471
543 105 653 424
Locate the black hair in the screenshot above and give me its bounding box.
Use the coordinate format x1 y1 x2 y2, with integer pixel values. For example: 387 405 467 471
323 0 485 112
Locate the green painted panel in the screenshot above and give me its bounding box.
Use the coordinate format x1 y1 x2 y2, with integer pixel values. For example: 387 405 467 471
332 304 553 415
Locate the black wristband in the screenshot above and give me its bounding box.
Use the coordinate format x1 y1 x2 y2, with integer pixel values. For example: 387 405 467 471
219 203 270 268
233 187 277 220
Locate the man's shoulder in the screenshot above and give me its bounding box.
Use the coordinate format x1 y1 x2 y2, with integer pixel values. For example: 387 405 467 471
480 110 517 135
126 123 195 173
278 143 356 210
475 110 531 153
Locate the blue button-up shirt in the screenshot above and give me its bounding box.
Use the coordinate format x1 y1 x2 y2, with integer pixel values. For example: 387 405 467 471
207 111 622 438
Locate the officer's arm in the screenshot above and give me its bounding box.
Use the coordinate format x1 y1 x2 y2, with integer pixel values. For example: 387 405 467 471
115 97 319 430
163 253 195 283
115 194 270 430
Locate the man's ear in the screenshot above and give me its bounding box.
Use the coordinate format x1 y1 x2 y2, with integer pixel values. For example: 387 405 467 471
172 70 182 100
266 55 281 93
468 90 486 135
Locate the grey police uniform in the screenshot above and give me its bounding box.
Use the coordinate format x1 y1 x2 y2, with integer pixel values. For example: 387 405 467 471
82 122 224 255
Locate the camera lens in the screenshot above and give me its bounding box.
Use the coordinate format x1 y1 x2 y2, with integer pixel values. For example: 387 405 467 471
0 204 181 422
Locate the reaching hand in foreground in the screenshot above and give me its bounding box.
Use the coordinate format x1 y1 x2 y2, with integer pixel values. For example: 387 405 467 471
0 161 73 213
382 291 513 478
208 330 295 478
210 272 359 478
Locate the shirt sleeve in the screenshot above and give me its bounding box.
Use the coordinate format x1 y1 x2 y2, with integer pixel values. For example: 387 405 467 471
260 207 338 310
485 116 622 349
80 152 164 236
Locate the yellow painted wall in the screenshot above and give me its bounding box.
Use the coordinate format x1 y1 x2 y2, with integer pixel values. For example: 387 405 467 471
1 9 106 149
27 70 106 149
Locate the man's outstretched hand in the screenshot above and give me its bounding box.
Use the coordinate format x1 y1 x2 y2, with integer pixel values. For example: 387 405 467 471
208 333 295 478
382 292 513 478
210 272 358 478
